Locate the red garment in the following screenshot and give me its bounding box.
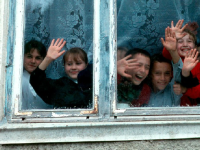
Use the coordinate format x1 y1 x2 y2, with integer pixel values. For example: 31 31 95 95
162 47 200 106
131 83 151 107
117 74 151 107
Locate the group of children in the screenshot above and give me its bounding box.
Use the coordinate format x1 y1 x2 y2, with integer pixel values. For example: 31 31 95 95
22 19 200 109
117 20 200 107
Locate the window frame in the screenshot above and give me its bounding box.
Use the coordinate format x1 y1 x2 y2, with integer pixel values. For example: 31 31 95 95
1 0 200 144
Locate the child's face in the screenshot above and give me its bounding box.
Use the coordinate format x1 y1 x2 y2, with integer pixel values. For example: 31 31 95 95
24 49 44 74
64 55 87 79
151 62 172 92
177 34 195 57
126 54 150 85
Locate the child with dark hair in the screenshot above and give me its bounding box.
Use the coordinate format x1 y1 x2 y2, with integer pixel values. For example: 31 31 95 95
117 47 128 61
147 27 183 107
30 39 92 108
22 40 53 109
117 48 151 107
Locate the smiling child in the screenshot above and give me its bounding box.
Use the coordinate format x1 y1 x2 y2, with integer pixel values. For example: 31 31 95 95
117 48 151 107
30 39 92 108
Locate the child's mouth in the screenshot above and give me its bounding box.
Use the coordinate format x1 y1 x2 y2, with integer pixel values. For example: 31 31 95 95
71 71 78 74
135 74 143 80
181 48 190 52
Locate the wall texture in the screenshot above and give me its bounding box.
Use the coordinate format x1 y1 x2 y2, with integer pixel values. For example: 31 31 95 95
1 139 200 149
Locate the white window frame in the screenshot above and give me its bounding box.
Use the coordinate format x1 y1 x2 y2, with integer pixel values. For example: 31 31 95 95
1 0 200 144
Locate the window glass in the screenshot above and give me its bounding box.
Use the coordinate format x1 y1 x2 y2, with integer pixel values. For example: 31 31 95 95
116 0 200 108
21 0 94 110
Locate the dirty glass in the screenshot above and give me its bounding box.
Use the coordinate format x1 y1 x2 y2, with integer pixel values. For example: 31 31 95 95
21 0 94 110
117 0 200 108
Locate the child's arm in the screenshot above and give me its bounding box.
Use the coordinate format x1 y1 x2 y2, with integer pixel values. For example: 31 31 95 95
161 27 180 64
117 55 139 79
39 38 66 70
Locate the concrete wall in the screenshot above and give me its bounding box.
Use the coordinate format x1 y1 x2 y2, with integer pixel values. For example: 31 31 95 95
1 139 200 149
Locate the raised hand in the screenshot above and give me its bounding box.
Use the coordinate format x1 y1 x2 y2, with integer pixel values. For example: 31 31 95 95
47 38 66 60
173 82 187 95
117 55 139 78
39 38 66 70
171 20 188 39
182 49 199 77
161 27 176 52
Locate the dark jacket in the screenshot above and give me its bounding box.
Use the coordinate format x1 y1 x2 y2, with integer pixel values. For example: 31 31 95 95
30 64 93 109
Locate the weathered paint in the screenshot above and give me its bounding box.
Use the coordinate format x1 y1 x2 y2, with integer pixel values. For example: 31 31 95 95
1 121 200 144
0 0 9 121
1 0 200 145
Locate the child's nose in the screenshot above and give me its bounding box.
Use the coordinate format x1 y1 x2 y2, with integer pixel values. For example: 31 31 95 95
140 66 145 72
183 41 187 46
72 64 77 69
31 58 36 63
161 74 165 80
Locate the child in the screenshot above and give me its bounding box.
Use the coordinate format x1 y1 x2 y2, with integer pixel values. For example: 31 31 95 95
177 49 199 105
162 20 200 106
22 40 53 110
147 27 183 107
117 48 151 107
117 47 128 61
30 39 92 108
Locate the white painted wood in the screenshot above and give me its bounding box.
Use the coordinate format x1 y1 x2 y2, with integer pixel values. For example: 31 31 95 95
0 0 9 121
11 0 25 116
93 0 100 110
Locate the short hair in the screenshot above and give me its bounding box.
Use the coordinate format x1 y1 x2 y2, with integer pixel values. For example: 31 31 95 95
24 40 46 58
63 47 88 64
150 53 172 73
117 47 128 52
183 29 197 46
125 48 151 60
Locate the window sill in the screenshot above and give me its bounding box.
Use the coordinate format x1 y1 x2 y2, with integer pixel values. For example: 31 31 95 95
1 119 200 144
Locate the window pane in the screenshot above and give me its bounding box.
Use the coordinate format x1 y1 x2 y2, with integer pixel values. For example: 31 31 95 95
117 0 200 108
21 0 94 110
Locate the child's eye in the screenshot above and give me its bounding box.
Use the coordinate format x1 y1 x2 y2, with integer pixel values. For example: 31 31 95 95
67 63 72 66
27 55 32 58
138 64 142 67
165 72 171 76
178 40 183 43
36 57 42 60
145 66 150 70
76 62 82 65
155 72 161 75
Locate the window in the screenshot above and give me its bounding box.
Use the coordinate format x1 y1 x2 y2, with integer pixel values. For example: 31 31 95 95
1 0 200 144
